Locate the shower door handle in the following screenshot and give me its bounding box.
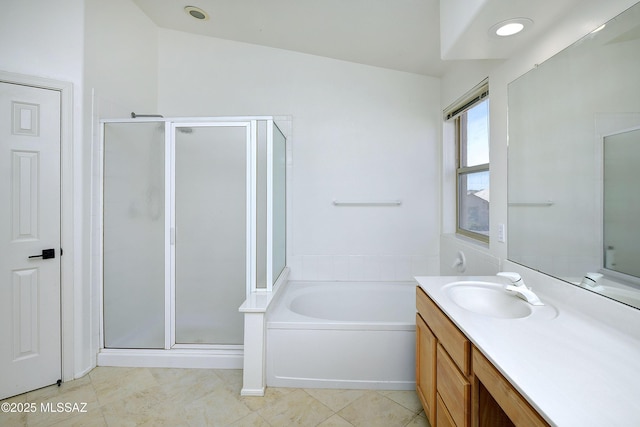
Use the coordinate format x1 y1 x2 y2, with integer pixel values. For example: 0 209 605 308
29 248 55 260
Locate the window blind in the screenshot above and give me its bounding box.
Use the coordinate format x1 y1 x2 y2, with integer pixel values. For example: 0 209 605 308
443 78 489 121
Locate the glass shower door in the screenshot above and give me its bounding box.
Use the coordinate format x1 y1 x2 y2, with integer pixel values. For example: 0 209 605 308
103 122 166 348
271 123 286 285
174 124 249 345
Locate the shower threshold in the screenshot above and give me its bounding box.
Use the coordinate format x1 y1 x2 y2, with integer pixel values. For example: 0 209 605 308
97 346 243 369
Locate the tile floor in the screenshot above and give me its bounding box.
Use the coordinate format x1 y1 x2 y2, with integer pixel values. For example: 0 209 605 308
0 367 431 427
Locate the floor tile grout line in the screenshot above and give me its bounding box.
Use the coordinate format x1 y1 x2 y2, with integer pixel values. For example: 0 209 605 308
299 388 344 427
3 367 425 427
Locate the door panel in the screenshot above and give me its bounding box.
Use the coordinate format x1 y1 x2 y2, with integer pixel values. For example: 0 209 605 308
12 151 39 240
102 122 165 349
0 82 61 399
174 125 247 345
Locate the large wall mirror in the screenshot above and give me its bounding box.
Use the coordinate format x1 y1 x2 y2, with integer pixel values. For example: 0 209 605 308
508 1 640 309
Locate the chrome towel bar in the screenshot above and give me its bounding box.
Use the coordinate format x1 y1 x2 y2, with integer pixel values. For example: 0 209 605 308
332 200 402 206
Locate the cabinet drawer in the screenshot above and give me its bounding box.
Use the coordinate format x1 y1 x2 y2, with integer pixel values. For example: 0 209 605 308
436 393 457 427
417 287 470 375
437 344 470 427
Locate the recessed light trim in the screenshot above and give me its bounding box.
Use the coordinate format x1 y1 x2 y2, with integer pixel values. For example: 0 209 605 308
184 6 209 21
489 18 533 37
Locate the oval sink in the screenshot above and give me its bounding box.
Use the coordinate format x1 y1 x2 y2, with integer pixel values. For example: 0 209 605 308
445 281 533 319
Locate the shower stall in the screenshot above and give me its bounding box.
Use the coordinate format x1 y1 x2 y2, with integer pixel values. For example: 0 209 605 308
98 116 287 366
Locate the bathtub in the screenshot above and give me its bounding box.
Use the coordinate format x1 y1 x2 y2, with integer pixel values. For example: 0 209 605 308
266 280 417 390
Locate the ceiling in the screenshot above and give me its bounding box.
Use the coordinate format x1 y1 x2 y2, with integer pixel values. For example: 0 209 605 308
133 0 581 77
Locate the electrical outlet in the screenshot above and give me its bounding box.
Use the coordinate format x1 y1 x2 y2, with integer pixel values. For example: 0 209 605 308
498 223 506 243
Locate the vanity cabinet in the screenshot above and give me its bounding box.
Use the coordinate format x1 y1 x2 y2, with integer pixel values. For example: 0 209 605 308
416 313 437 423
416 286 549 427
472 349 548 427
416 287 470 427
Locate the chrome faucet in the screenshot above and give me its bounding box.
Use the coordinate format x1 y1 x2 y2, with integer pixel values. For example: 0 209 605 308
497 272 544 306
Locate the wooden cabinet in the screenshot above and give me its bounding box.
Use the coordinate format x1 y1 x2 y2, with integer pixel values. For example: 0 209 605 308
437 394 457 427
416 287 470 427
437 345 470 427
416 313 437 423
416 286 549 427
472 348 549 427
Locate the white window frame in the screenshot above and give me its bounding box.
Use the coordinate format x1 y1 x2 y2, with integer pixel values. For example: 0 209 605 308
444 79 490 243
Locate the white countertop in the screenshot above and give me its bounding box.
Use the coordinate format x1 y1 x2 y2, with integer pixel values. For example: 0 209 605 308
415 275 640 427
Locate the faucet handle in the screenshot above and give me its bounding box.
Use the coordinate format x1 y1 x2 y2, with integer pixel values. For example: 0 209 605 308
580 272 603 288
497 272 525 286
505 285 545 306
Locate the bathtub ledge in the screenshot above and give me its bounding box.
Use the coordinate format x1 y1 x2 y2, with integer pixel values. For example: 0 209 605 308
238 291 276 313
239 267 290 313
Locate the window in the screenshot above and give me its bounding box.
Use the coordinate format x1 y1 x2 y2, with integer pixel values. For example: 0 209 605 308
446 82 490 242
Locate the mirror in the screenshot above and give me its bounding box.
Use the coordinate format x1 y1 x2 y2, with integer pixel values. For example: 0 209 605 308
507 1 640 309
604 127 640 278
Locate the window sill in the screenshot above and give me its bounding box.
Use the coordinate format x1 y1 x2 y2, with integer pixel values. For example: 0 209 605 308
442 233 490 250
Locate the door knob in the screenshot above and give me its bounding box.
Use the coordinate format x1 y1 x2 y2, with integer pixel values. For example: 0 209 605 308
28 248 55 260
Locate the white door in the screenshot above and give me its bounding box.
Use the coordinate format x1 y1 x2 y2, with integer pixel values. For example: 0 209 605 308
0 82 62 399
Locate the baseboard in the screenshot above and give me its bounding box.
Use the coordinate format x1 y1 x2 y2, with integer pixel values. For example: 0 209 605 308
74 365 95 379
268 377 416 391
240 387 266 397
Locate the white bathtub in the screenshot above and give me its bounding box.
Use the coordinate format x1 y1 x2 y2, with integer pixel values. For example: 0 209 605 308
266 281 417 390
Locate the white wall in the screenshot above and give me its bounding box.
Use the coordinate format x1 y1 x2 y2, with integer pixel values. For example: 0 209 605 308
0 0 84 83
5 0 633 382
439 0 639 275
84 0 159 372
1 0 159 379
0 0 86 377
158 30 442 281
84 0 158 118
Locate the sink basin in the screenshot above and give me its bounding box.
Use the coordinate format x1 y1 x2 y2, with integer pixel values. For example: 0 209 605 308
445 281 533 319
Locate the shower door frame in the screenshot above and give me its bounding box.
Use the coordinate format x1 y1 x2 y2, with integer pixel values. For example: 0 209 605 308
168 120 255 350
98 116 281 358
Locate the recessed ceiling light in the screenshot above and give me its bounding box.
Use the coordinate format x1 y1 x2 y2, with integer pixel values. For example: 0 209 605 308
489 18 533 37
184 6 209 21
591 24 606 33
497 22 524 36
